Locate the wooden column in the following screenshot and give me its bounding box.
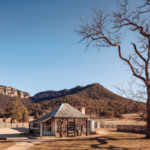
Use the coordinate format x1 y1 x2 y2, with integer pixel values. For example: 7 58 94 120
54 118 56 137
67 118 69 137
29 123 30 134
33 123 34 135
86 118 89 136
40 123 42 137
74 118 76 137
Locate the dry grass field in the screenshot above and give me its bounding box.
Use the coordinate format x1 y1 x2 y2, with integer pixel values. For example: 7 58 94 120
0 116 34 123
94 113 147 126
28 128 150 150
0 113 146 125
0 140 14 150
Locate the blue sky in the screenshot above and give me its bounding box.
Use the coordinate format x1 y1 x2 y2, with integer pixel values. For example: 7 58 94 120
0 0 143 96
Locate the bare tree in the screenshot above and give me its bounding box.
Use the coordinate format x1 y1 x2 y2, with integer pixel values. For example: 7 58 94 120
114 78 148 120
114 79 147 102
75 0 150 138
56 118 67 137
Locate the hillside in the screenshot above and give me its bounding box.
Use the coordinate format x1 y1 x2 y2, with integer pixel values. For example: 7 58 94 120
0 83 146 117
0 94 33 115
28 83 146 116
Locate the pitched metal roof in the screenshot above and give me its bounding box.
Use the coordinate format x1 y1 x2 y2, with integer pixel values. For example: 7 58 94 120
30 103 88 123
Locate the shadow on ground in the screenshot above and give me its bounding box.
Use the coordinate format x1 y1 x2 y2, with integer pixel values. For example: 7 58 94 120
11 128 29 133
31 135 147 150
0 128 29 138
0 134 29 138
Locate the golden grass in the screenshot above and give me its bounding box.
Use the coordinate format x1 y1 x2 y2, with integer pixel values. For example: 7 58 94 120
94 113 147 126
0 140 15 150
28 129 150 150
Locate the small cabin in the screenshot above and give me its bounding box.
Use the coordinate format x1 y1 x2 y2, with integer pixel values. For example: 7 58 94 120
29 103 89 137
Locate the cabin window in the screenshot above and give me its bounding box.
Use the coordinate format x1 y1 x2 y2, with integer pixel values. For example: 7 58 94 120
69 121 75 132
30 123 33 128
46 122 50 126
43 122 51 131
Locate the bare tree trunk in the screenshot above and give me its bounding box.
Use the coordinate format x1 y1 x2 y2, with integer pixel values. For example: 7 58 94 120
146 86 150 138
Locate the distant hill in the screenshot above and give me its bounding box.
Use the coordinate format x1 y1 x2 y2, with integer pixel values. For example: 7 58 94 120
28 83 146 116
0 83 146 117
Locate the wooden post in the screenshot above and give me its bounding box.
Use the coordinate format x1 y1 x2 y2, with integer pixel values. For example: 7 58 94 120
67 118 69 137
74 118 76 137
33 123 34 135
86 118 89 136
54 118 56 136
29 123 30 134
40 123 42 137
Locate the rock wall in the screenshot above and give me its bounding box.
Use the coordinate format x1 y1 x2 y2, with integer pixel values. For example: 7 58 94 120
0 85 30 98
34 90 69 100
34 86 83 100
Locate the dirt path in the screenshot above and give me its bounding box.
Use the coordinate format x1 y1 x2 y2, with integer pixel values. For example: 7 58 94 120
4 139 48 150
1 128 109 150
4 141 33 150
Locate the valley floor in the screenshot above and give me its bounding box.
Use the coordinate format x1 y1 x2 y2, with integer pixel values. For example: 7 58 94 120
0 113 147 150
28 128 150 150
94 113 146 126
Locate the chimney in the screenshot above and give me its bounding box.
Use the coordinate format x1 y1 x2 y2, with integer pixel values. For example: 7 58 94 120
79 107 85 115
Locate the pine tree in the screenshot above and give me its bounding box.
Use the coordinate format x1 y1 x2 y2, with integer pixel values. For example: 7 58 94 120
3 116 6 122
22 109 29 122
5 97 29 123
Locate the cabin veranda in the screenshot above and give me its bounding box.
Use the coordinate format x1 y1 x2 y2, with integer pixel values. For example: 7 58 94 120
29 103 89 138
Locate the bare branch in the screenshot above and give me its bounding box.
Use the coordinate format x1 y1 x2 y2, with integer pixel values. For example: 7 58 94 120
131 43 146 63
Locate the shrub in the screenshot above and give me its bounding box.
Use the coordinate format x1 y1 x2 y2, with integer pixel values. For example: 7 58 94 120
102 110 114 118
34 112 39 119
3 116 6 122
114 111 123 119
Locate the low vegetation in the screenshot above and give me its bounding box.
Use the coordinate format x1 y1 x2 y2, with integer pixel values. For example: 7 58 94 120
28 129 150 150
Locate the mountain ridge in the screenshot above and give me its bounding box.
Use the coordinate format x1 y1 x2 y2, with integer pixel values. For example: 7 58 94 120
28 83 146 116
34 85 84 100
0 83 146 117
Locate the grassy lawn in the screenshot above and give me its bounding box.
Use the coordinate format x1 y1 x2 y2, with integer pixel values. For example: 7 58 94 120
0 140 14 150
28 129 150 150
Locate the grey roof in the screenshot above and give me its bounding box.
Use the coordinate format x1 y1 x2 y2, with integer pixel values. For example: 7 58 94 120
30 103 88 123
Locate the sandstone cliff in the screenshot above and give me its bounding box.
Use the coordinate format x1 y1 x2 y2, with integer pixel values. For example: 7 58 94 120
0 85 30 98
34 86 83 100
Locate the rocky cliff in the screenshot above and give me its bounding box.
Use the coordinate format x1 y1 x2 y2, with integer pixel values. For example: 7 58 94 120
34 86 83 100
0 85 30 98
